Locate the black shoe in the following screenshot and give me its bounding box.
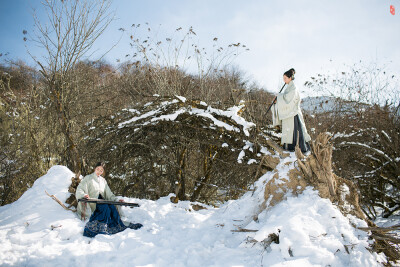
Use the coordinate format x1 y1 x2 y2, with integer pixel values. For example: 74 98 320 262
128 223 143 230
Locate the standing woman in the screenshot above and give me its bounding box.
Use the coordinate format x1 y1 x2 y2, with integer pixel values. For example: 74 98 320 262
271 68 311 152
76 162 142 237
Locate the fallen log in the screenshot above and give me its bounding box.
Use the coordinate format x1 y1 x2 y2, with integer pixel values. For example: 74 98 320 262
231 228 258 232
78 198 140 207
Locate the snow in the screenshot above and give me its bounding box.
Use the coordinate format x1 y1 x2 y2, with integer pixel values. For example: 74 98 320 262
175 95 186 102
119 99 181 127
118 97 255 137
152 109 186 122
118 109 159 127
247 159 257 165
0 164 386 266
332 131 359 139
381 130 391 142
191 108 240 133
249 190 376 266
339 184 354 214
127 108 140 114
260 146 272 156
237 150 245 163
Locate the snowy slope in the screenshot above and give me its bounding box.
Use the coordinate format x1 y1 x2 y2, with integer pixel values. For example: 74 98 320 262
0 162 386 267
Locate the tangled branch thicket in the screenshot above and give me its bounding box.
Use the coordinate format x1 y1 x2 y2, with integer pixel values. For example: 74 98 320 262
303 64 400 220
1 0 271 206
84 96 266 204
0 54 273 206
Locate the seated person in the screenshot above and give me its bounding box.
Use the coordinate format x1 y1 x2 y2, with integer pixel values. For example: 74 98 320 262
76 162 142 237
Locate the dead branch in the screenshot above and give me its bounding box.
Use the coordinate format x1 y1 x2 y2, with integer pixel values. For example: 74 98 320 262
358 224 400 232
265 139 289 158
45 190 76 212
339 141 398 172
231 228 258 232
370 233 400 244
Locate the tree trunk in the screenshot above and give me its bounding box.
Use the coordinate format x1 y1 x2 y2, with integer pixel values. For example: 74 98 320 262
175 147 187 200
191 145 217 202
52 85 82 176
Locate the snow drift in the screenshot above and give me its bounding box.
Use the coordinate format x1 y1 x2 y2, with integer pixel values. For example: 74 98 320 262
0 160 386 266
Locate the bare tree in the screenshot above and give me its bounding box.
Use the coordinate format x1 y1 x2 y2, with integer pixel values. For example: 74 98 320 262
28 0 114 174
126 24 249 102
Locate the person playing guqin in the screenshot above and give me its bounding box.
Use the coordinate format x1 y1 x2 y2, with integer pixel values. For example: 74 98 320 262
76 162 142 237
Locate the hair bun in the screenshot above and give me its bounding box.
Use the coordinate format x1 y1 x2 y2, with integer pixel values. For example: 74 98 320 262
283 68 296 80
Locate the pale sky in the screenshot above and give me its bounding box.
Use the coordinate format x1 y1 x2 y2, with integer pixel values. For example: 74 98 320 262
1 0 399 95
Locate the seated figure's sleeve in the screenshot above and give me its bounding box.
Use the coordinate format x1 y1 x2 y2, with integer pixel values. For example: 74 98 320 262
76 176 88 199
104 181 118 201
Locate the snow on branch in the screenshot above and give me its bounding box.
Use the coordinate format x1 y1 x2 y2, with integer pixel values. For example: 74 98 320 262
339 141 394 163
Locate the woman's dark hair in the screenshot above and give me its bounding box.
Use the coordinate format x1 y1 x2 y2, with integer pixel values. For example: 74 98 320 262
284 68 296 80
95 162 105 168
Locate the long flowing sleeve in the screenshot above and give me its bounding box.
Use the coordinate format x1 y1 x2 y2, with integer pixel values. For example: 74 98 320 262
104 181 117 201
271 103 281 126
76 176 88 199
276 82 300 120
76 174 93 220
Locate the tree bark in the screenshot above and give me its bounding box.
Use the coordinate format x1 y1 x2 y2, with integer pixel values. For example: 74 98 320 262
51 84 82 175
191 145 217 202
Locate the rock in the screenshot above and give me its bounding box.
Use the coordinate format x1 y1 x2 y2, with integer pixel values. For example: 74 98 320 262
261 155 280 171
192 204 207 211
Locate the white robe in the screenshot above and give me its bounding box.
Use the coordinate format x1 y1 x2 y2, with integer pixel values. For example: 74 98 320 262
271 81 311 145
76 172 125 221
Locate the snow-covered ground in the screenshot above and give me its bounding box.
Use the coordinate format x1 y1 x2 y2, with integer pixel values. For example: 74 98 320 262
0 163 386 266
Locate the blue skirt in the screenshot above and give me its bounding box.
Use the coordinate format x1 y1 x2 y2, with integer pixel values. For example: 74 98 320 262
83 195 127 238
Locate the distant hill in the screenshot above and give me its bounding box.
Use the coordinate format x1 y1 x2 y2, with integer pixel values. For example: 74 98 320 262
302 96 371 114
